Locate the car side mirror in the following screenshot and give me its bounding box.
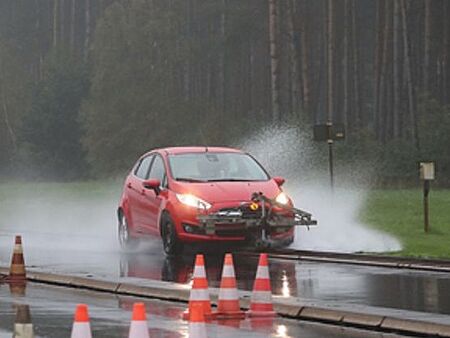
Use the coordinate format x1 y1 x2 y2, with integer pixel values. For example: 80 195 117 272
273 176 285 187
143 179 161 194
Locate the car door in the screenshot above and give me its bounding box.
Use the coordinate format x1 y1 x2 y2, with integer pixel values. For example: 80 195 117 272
128 155 154 233
140 154 167 234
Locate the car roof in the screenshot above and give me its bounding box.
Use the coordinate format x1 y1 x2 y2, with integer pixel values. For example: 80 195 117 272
151 146 243 156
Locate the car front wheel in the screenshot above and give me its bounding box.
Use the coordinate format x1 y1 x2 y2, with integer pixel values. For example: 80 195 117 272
118 212 139 250
161 214 183 256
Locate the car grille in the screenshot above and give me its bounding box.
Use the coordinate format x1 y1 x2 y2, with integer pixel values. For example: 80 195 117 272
183 222 247 237
218 206 262 219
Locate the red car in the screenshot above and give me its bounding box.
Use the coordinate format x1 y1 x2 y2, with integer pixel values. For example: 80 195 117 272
117 147 315 255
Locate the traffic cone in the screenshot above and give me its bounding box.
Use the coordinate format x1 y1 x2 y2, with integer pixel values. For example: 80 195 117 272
247 253 276 317
188 302 207 338
13 304 34 338
214 253 245 319
183 254 213 320
8 236 26 282
128 303 149 338
71 304 92 338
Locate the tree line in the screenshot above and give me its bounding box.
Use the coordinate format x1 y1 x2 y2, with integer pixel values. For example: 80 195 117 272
0 0 449 183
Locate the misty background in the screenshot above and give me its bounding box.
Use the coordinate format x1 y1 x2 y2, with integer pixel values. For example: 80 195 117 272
0 0 448 184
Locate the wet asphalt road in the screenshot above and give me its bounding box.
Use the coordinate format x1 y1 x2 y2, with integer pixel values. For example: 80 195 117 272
119 250 450 315
0 282 411 337
0 233 449 316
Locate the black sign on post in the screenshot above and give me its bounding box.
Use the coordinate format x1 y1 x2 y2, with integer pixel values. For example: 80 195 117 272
332 124 346 140
419 161 435 233
313 123 346 191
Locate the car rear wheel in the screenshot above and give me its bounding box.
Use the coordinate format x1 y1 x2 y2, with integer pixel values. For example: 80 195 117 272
118 212 139 250
161 214 183 256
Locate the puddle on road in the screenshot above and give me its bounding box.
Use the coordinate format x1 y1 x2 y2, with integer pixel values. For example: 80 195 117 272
119 251 450 315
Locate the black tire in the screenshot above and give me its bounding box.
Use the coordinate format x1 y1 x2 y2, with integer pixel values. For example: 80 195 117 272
161 213 183 256
118 211 140 251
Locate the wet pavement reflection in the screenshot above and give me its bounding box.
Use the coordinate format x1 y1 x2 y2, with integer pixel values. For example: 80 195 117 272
118 249 450 315
1 236 450 317
119 252 298 297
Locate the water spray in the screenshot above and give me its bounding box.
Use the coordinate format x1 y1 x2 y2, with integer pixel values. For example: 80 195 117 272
239 125 401 253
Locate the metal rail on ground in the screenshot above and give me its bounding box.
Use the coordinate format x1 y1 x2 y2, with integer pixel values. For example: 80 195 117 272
240 248 450 273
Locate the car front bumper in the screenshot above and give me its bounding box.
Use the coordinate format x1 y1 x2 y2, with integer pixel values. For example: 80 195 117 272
172 194 316 247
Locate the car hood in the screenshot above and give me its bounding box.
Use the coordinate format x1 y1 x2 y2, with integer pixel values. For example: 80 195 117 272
172 180 281 204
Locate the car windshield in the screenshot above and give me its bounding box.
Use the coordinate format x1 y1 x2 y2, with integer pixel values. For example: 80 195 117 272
168 152 269 182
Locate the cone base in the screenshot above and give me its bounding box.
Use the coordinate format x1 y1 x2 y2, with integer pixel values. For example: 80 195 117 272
214 310 246 319
13 323 34 337
247 310 276 318
128 321 150 338
71 323 92 338
182 310 216 321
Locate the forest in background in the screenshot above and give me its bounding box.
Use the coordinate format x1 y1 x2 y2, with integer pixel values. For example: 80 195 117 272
0 0 449 184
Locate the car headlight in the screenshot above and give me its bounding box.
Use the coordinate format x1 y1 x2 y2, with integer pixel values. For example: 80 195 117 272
275 192 290 205
176 193 212 210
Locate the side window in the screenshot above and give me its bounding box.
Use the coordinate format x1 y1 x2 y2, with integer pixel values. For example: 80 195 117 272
148 155 167 187
134 156 153 179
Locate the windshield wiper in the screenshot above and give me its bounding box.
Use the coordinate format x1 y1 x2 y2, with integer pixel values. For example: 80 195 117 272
175 177 207 183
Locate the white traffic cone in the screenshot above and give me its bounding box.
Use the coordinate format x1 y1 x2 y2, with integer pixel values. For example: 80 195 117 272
128 303 150 338
70 304 92 338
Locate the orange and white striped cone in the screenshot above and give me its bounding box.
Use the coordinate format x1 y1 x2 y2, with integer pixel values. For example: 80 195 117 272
188 302 207 338
128 303 149 338
247 253 276 317
8 236 26 283
71 304 92 338
214 253 245 319
183 254 214 320
13 304 34 338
